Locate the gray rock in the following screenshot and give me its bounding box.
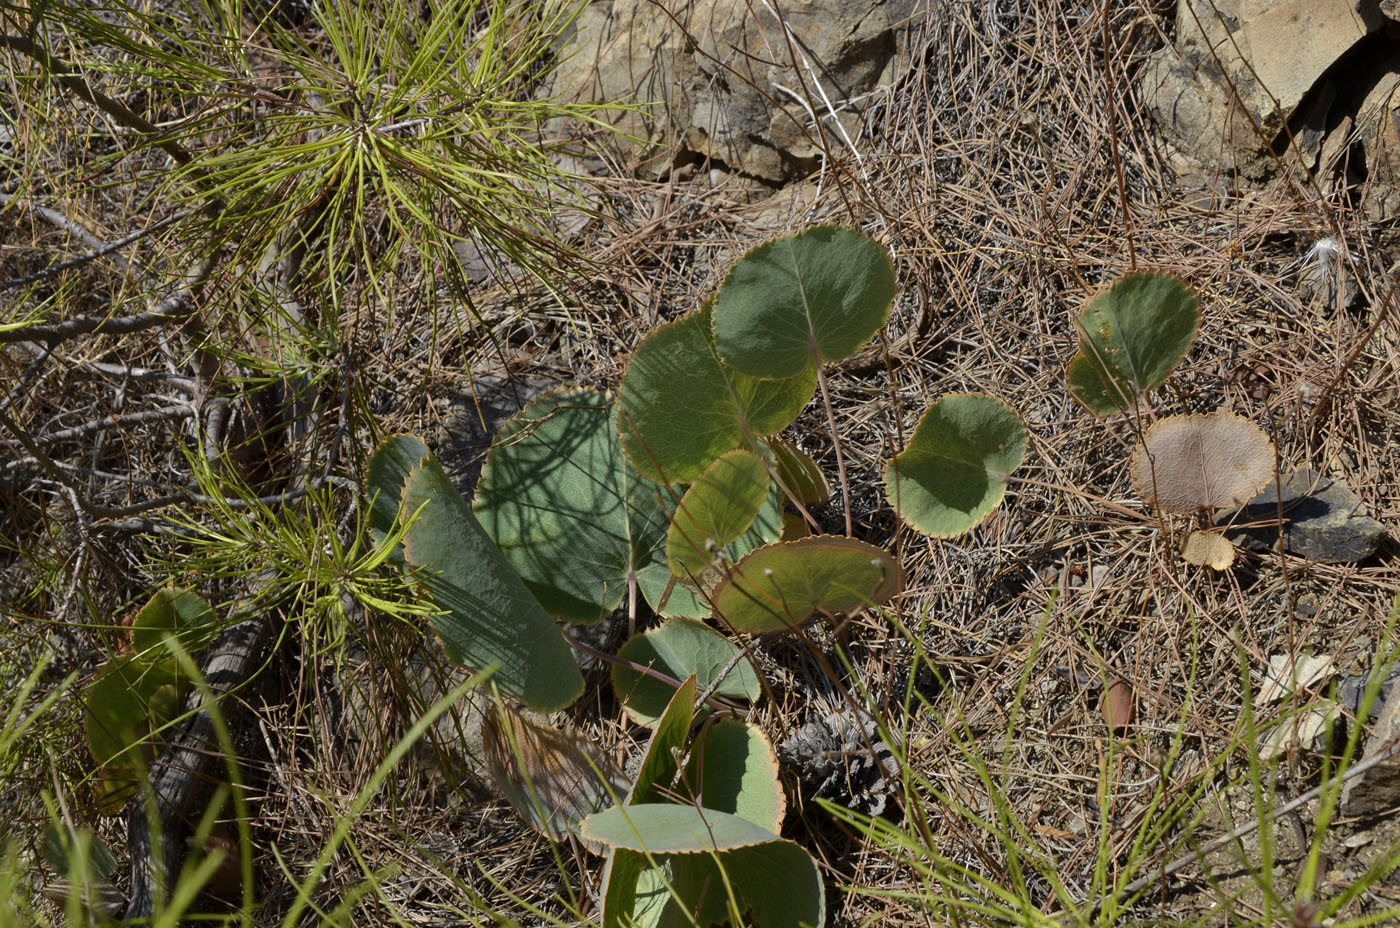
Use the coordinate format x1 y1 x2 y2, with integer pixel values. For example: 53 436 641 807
1220 467 1390 564
1355 72 1400 223
1138 0 1392 185
1345 678 1400 817
551 0 919 182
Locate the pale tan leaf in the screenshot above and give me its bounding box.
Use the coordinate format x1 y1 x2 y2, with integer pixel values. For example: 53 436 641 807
1130 411 1274 513
1181 530 1235 569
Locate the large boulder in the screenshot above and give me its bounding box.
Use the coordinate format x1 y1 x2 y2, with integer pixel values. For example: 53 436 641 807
1138 1 1397 190
552 0 919 182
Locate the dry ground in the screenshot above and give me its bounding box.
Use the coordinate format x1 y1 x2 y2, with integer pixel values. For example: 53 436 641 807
4 1 1400 925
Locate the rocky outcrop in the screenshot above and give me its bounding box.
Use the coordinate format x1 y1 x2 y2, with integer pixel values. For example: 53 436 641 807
552 0 919 182
1138 0 1400 221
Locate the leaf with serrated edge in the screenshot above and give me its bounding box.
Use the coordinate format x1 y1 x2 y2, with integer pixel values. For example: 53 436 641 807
1066 271 1199 415
683 718 784 832
367 434 430 551
713 536 901 634
885 392 1027 538
400 456 582 711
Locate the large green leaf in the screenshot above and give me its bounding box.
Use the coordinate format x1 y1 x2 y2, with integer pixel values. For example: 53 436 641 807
713 536 902 634
885 392 1028 538
711 225 895 379
617 303 815 484
1065 271 1199 415
400 456 583 712
613 620 760 726
367 433 430 541
630 842 824 928
583 804 782 853
666 449 771 577
130 587 217 656
684 719 784 832
588 806 824 928
473 388 671 623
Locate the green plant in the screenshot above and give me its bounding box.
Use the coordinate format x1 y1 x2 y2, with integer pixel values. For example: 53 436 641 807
1066 271 1200 416
364 224 1030 923
82 587 219 813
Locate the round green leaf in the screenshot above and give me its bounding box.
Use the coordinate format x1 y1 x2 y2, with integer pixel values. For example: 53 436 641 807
474 388 671 623
711 225 895 379
885 392 1028 538
582 803 781 854
629 842 824 928
617 303 815 484
612 619 760 726
667 450 770 576
130 587 216 656
400 455 584 712
684 719 784 832
1066 271 1199 415
84 653 180 770
713 536 902 634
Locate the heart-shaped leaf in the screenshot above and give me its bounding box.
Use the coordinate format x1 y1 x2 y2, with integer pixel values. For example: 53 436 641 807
1066 271 1199 415
712 225 895 379
885 392 1027 538
617 303 815 484
627 842 824 928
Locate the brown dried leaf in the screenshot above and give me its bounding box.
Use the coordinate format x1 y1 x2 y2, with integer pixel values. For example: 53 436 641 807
1181 530 1236 569
1100 678 1134 734
1131 410 1274 513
